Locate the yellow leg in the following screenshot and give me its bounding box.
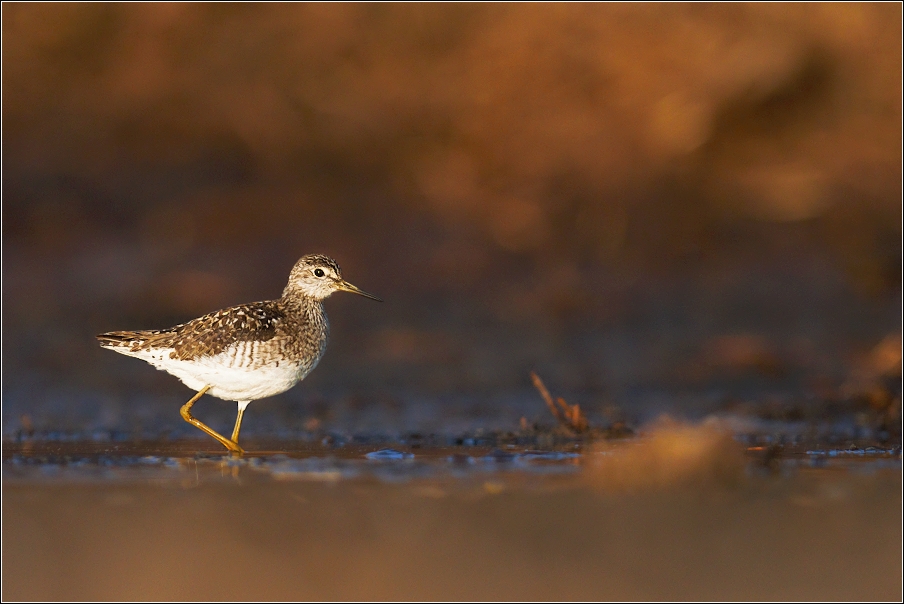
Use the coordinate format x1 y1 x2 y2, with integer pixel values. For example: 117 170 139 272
179 386 244 454
231 402 249 443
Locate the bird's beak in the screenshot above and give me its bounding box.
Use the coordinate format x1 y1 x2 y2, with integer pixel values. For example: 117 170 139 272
335 279 383 302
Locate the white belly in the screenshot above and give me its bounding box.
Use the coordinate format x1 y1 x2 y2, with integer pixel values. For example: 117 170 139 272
111 344 315 402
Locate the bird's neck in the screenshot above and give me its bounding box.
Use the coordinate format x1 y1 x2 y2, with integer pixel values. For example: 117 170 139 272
281 289 324 317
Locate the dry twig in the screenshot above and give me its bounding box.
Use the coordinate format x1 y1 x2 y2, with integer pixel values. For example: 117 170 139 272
530 371 589 433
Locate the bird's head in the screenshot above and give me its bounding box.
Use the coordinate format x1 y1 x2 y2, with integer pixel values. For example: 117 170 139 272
284 254 382 302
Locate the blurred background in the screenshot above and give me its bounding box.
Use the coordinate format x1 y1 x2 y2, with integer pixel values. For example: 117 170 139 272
2 3 901 440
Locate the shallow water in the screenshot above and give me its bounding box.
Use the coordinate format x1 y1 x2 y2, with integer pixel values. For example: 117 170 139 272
3 436 901 600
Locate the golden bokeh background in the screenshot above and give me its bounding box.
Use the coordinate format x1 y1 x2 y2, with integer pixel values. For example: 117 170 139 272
2 3 900 434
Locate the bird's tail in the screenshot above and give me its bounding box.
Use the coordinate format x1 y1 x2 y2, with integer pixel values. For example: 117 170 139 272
96 330 155 350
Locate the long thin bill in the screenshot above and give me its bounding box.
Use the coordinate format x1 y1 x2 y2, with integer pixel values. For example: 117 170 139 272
337 280 383 302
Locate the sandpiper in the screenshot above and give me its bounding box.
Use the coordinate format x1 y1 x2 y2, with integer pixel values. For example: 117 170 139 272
97 254 381 453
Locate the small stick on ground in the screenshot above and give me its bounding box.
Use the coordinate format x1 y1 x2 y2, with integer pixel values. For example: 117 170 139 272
530 371 589 434
531 370 563 422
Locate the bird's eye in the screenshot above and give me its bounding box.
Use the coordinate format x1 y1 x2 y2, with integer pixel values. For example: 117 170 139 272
314 268 325 277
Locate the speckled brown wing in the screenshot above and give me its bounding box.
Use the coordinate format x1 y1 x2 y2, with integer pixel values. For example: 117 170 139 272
96 301 286 361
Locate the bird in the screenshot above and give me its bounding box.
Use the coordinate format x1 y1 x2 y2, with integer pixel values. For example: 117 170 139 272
96 254 381 454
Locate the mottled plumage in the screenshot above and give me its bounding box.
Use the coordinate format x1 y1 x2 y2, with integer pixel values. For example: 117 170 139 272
97 254 380 453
